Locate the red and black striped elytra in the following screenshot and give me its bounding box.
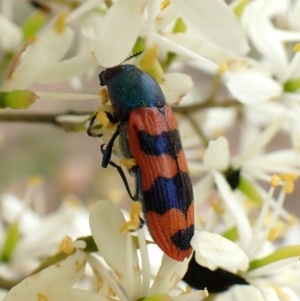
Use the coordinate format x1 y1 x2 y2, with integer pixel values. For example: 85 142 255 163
128 106 194 261
91 63 194 261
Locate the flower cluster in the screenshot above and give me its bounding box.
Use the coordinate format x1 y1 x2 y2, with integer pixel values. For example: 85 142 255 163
1 0 300 301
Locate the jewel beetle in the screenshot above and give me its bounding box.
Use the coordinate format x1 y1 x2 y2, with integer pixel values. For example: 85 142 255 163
91 62 194 261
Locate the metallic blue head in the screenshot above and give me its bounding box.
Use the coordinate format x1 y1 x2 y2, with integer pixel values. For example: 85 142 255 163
99 65 166 122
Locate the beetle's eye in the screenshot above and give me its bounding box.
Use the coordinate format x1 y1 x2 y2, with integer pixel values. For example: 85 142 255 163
99 71 106 86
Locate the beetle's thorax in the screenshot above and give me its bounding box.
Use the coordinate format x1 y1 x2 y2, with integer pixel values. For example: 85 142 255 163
100 65 166 122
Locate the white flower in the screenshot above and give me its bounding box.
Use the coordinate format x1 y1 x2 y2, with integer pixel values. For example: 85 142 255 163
2 200 208 301
1 13 99 101
0 178 90 276
0 14 22 51
192 112 300 211
3 249 87 301
192 174 300 300
94 0 248 69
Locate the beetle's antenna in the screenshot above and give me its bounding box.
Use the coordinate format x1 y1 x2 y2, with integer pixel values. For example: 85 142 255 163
122 51 144 64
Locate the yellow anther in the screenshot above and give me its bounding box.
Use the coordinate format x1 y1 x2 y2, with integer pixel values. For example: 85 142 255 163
218 63 228 75
288 214 297 225
64 195 80 207
161 0 171 10
59 236 75 254
267 226 279 242
285 181 294 194
54 13 67 34
280 173 298 194
210 199 225 215
185 286 192 293
119 158 137 169
214 128 225 137
100 89 109 105
27 36 36 43
97 110 112 128
280 173 298 181
27 175 43 186
37 293 48 301
294 43 300 52
271 175 281 187
119 202 142 233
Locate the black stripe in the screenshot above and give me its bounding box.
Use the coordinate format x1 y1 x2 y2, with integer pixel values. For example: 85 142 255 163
143 172 193 215
171 225 194 251
137 130 182 158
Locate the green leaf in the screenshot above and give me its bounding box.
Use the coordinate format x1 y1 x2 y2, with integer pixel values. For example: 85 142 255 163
173 17 187 33
222 226 239 241
138 293 172 301
284 78 300 92
238 176 263 205
132 37 145 55
248 245 300 271
1 221 20 262
77 236 98 252
0 90 38 109
22 11 49 40
233 0 248 18
77 235 155 253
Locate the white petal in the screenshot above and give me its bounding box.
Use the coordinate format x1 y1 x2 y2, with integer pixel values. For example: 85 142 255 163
150 254 189 294
248 257 299 278
242 4 287 81
214 285 264 301
193 173 214 212
275 287 300 301
231 114 287 167
69 288 116 301
225 71 282 105
251 280 280 301
165 32 237 67
36 51 98 83
89 200 141 300
13 203 89 261
203 137 230 171
284 51 300 81
172 0 248 55
94 0 147 67
0 15 22 51
160 73 193 104
290 108 300 152
152 32 218 73
3 250 86 301
1 193 41 231
192 231 249 273
3 26 74 90
213 171 252 249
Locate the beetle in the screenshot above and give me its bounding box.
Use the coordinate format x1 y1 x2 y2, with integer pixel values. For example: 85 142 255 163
90 63 194 261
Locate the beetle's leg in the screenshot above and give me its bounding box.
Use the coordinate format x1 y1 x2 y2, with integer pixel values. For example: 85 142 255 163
100 151 144 228
101 125 121 168
101 150 136 201
130 165 144 228
87 113 103 138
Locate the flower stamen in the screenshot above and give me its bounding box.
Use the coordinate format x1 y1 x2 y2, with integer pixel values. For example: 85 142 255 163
59 236 75 254
293 43 300 52
54 13 67 34
280 173 298 194
119 202 142 233
218 63 228 74
100 89 109 105
120 158 137 169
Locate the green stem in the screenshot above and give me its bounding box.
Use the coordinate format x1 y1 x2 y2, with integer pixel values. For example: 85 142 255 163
0 111 94 132
172 99 240 115
182 112 209 147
